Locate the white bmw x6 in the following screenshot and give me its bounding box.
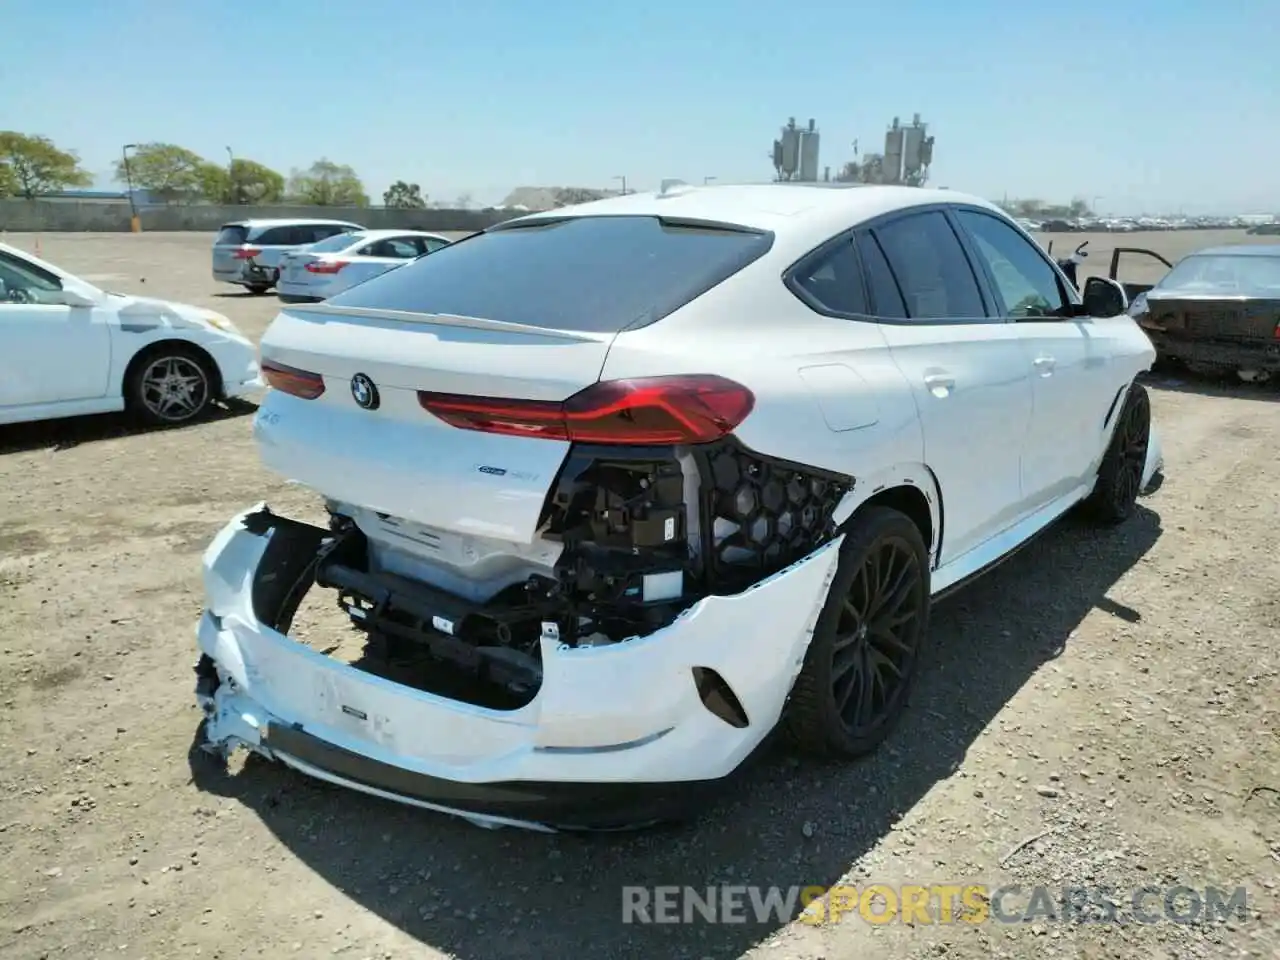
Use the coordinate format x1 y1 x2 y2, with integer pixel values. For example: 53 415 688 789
194 183 1164 831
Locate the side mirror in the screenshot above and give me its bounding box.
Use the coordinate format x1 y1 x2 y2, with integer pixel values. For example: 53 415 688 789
1081 276 1128 318
59 288 99 308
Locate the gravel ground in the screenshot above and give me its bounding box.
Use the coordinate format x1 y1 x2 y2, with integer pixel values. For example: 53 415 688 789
1 230 1277 960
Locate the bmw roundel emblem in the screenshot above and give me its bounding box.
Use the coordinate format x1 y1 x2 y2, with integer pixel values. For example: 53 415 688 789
350 373 379 410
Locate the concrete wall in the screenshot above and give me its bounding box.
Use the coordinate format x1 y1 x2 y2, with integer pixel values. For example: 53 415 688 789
0 199 521 234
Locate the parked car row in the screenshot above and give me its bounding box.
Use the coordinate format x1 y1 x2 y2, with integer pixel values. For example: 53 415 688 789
1018 215 1275 233
210 217 452 300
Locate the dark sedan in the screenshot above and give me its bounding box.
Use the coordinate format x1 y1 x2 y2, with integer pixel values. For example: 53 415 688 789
1126 244 1280 383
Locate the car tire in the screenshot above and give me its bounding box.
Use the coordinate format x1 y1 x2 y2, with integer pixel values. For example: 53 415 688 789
782 506 932 759
1082 381 1150 524
126 345 218 426
246 283 271 295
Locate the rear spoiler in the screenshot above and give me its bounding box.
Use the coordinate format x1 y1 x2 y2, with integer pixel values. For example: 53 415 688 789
285 303 610 343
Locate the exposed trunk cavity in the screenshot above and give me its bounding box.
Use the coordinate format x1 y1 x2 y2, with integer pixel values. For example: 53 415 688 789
252 438 852 712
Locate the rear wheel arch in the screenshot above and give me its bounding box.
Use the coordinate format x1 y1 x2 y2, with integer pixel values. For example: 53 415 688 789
832 466 942 567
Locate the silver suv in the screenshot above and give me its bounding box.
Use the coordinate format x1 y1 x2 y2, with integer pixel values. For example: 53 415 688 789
212 218 364 294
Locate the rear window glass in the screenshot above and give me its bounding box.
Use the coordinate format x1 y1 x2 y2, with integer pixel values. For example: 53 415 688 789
307 231 365 253
326 215 774 333
214 225 249 245
1157 253 1280 297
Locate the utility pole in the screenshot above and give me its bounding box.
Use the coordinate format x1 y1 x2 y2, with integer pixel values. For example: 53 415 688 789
226 146 237 203
121 143 140 232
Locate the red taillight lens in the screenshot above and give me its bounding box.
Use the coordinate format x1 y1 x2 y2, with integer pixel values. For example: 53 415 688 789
417 375 755 445
305 259 349 274
233 246 262 260
1273 320 1280 340
262 360 325 400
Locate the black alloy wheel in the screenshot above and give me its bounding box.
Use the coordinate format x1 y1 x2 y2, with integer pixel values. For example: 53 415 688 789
784 506 931 758
1083 382 1151 524
830 537 925 738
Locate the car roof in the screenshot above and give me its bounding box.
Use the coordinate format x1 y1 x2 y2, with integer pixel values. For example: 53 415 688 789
500 182 1005 257
345 229 450 241
220 218 362 228
1185 244 1280 258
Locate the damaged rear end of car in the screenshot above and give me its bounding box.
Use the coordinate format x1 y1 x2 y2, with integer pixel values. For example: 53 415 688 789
1133 246 1280 380
194 213 854 830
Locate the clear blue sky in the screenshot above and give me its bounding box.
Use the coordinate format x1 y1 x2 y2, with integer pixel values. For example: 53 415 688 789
3 0 1276 214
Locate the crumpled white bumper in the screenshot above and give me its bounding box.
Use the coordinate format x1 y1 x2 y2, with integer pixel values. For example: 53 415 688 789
205 337 262 400
195 504 841 821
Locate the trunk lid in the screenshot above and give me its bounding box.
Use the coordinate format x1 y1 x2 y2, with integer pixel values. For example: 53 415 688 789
279 251 323 285
255 305 615 543
253 213 774 545
1144 294 1280 342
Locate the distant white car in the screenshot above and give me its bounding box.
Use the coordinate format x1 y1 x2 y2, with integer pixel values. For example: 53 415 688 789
0 242 260 427
195 183 1164 832
275 229 452 303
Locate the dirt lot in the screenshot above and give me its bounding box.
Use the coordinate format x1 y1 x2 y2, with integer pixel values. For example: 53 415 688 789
1 229 1278 960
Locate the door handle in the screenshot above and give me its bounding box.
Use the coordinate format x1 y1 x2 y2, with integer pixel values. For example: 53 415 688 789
1033 355 1056 376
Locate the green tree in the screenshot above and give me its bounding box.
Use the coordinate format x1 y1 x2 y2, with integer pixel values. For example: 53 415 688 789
199 159 285 204
288 159 368 206
0 132 92 199
383 179 426 208
115 143 205 203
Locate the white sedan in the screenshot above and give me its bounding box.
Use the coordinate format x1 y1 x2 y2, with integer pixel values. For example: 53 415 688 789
0 242 260 426
194 183 1164 831
275 229 451 303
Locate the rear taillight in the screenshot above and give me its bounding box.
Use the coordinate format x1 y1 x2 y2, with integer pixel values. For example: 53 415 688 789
233 246 262 260
262 360 325 400
305 260 349 274
1274 320 1280 340
417 375 755 445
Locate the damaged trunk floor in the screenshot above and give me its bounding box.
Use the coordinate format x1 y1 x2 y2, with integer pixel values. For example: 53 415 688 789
286 585 533 710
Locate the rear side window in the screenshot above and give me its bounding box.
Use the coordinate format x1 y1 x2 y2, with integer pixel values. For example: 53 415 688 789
872 211 986 320
214 224 249 245
252 226 298 246
789 238 868 315
327 215 774 333
858 232 908 318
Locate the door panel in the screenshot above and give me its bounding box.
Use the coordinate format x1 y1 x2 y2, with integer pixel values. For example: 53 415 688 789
951 207 1111 507
0 304 112 406
880 323 1035 562
863 213 1033 566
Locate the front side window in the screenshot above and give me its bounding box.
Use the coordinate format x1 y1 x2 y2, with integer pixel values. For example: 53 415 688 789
872 211 986 320
955 209 1067 319
327 215 774 334
0 251 63 305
